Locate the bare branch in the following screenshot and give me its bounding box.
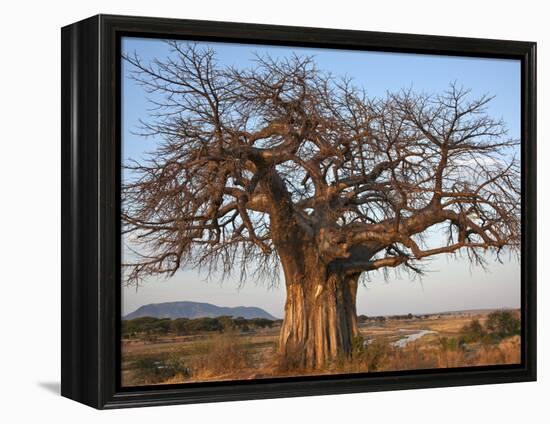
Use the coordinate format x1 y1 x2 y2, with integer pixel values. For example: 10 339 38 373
122 44 520 285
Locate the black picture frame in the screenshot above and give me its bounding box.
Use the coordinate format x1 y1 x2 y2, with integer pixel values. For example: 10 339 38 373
61 14 537 409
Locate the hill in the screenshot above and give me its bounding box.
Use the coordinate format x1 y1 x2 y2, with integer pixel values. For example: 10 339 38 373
124 301 277 320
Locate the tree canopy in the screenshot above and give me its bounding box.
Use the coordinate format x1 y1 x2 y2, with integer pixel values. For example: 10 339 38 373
122 42 520 286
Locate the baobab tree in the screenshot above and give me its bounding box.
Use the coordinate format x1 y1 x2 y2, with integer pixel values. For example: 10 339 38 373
122 42 520 369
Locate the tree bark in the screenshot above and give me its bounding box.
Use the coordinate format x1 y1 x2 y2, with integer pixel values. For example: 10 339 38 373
278 258 360 369
261 172 362 370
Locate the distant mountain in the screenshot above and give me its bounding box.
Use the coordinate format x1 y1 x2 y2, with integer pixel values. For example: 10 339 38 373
124 301 278 320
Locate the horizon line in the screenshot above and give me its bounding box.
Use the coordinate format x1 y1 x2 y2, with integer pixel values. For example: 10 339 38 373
123 299 520 320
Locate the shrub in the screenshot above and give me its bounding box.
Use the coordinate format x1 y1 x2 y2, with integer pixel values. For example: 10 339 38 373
364 338 393 371
248 318 274 329
439 336 461 352
461 319 486 343
170 318 190 335
133 354 190 383
351 335 366 358
485 310 520 341
357 315 369 324
122 317 172 337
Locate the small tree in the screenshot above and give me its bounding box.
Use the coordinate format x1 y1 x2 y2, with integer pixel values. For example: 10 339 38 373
122 43 520 368
170 318 190 335
357 314 369 323
485 310 520 340
218 316 235 332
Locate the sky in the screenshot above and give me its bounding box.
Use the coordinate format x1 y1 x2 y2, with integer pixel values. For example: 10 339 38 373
121 36 521 318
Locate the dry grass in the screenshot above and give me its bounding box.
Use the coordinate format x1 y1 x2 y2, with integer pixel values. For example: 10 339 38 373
332 334 520 375
185 332 257 381
121 311 521 386
122 330 278 386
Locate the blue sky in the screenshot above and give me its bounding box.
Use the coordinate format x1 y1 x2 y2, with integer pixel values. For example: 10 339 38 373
121 36 521 317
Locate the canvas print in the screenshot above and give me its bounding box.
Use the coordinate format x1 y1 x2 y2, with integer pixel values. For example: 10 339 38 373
120 37 521 387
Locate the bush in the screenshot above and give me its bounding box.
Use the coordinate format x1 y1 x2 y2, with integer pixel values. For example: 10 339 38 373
248 318 274 329
122 317 172 337
351 335 366 358
364 338 392 371
459 311 520 347
184 317 224 332
461 319 485 343
485 310 520 341
439 336 462 352
357 315 369 324
133 354 190 383
170 318 190 335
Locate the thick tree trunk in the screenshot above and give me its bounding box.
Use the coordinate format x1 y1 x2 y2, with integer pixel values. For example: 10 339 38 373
262 176 362 370
278 263 360 369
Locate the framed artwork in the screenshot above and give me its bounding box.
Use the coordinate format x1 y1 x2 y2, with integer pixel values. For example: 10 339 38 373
61 14 536 409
